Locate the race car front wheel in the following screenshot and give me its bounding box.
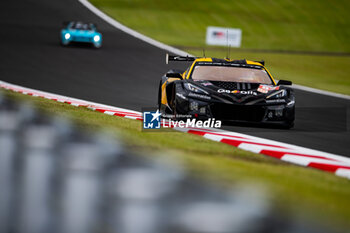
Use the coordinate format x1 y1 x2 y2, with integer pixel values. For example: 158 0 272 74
282 120 294 129
170 86 178 117
93 43 102 49
60 40 70 46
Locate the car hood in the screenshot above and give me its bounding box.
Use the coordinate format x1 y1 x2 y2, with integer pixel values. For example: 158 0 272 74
64 29 98 37
186 80 283 104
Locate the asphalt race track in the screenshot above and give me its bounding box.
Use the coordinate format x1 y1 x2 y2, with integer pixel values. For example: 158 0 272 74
0 0 349 156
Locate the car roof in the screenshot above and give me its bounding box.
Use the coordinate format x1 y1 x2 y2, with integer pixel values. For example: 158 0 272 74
193 57 264 67
70 21 91 24
69 21 95 27
184 57 275 85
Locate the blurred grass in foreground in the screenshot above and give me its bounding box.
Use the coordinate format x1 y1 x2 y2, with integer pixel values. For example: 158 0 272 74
5 90 350 232
89 0 350 95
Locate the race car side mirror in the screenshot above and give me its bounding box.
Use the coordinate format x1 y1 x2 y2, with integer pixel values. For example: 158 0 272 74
277 80 292 85
166 73 183 79
90 23 97 29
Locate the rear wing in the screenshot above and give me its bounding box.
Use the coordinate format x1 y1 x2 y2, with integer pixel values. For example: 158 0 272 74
254 60 265 66
166 53 196 64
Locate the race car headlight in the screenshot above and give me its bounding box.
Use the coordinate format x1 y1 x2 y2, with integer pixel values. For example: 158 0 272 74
287 100 295 106
189 101 199 111
93 35 101 42
267 89 287 99
64 33 71 40
184 83 208 95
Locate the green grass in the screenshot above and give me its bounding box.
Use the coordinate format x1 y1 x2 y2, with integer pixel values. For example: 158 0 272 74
90 0 350 52
89 0 350 95
5 90 350 231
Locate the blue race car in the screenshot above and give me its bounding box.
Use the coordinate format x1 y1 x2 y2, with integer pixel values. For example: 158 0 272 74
60 21 102 48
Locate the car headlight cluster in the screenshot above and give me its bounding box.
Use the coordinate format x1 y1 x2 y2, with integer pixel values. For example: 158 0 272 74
267 89 287 99
184 83 208 95
64 33 71 40
189 101 199 111
93 35 101 42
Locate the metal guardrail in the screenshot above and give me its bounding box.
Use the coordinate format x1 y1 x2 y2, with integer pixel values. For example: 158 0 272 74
0 90 326 233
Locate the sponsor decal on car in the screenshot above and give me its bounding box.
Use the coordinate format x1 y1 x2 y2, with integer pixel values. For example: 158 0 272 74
266 99 286 103
257 85 279 94
188 92 211 100
201 82 213 86
217 89 258 95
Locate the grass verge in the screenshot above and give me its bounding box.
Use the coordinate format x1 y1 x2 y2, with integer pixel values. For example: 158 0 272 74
5 89 350 231
89 0 350 95
89 0 350 52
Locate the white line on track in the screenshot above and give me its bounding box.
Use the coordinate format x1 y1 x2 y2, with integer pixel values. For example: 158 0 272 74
292 84 350 100
78 0 190 57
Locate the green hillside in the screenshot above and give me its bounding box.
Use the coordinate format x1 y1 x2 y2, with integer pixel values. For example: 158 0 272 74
89 0 350 95
90 0 350 52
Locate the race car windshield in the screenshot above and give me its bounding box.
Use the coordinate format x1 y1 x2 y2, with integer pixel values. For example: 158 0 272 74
70 23 94 30
191 65 273 84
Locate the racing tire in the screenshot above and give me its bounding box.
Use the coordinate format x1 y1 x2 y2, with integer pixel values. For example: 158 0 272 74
283 106 295 129
60 39 70 46
92 43 102 49
281 121 294 129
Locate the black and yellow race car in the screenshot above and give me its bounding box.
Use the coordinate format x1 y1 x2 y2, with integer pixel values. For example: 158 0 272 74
158 54 295 128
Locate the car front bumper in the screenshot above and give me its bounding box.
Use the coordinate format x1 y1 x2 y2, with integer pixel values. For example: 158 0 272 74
175 95 295 124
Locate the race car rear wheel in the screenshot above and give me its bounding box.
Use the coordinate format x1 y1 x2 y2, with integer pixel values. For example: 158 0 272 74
282 121 294 129
282 106 295 129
